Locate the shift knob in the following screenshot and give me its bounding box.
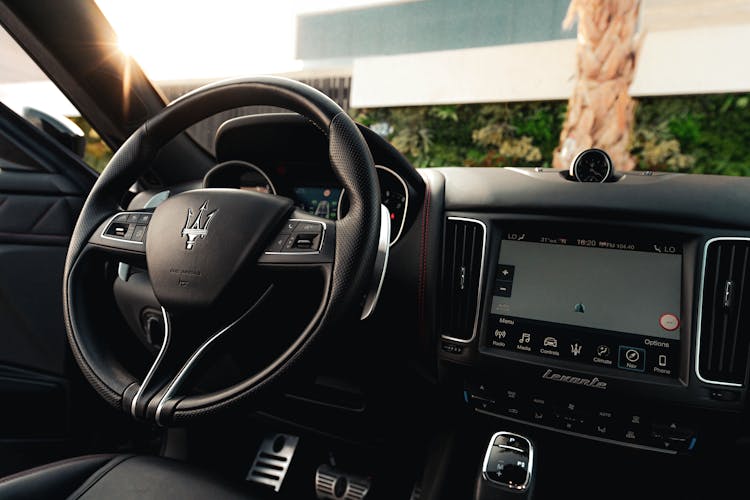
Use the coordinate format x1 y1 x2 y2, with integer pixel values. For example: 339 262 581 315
474 432 534 500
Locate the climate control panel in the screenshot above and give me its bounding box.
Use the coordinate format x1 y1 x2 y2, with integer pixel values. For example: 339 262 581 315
464 380 697 454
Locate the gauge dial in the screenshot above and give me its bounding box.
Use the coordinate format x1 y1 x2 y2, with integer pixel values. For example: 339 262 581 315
292 186 341 220
337 165 409 245
379 171 408 241
203 160 277 194
571 149 613 183
239 171 274 194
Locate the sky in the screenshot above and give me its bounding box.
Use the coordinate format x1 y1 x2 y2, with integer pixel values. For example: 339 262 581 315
2 0 747 115
1 0 410 114
95 0 411 81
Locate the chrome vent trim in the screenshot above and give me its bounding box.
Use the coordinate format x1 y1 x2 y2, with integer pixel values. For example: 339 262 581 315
440 217 487 343
695 237 750 387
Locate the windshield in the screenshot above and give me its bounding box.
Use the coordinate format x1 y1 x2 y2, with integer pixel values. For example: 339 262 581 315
94 0 750 175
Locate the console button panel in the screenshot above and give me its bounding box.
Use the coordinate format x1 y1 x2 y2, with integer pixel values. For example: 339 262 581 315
465 381 697 454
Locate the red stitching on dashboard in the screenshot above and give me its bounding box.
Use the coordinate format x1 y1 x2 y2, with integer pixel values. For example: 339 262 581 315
418 176 431 344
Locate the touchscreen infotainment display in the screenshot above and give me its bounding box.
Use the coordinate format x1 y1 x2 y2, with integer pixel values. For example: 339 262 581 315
486 231 682 378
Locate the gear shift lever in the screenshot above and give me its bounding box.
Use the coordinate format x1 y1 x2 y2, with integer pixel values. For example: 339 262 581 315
474 432 535 499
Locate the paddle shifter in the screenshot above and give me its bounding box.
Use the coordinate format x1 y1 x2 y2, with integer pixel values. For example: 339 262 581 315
474 432 535 500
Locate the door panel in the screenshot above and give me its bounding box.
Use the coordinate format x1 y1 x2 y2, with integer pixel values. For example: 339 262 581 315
0 192 83 243
0 186 84 473
0 244 69 374
0 364 68 438
0 103 94 475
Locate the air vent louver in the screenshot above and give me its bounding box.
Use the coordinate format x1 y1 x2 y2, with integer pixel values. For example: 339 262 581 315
698 239 750 386
441 218 486 342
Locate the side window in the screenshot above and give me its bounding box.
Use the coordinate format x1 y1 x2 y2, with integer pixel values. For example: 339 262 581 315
0 25 112 173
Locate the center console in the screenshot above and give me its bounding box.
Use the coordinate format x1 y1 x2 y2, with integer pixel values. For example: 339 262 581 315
439 214 749 455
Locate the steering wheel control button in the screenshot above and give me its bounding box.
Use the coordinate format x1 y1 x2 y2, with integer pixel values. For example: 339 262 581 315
294 236 315 249
267 234 291 252
279 221 298 234
278 220 325 252
107 223 129 238
282 233 321 252
659 313 680 331
102 212 154 244
296 222 322 233
131 225 147 242
618 346 646 372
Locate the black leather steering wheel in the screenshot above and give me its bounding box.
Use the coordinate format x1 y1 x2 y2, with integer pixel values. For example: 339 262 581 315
63 76 381 425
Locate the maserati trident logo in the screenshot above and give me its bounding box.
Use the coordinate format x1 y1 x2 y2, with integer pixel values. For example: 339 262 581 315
181 201 217 250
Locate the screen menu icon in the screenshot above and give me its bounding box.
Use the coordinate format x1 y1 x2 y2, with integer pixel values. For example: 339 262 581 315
618 346 646 372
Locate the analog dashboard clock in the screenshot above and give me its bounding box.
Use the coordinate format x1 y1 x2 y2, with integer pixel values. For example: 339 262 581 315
570 148 613 183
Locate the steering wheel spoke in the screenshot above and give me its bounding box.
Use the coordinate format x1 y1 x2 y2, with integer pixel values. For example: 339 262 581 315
128 287 272 424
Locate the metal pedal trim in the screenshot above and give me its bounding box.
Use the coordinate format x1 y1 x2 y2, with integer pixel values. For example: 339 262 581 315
315 464 371 500
246 434 299 492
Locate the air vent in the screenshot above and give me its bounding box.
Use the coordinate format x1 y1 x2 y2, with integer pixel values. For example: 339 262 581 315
441 217 486 342
697 238 750 386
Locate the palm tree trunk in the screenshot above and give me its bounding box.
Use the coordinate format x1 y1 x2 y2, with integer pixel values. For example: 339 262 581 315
554 0 643 171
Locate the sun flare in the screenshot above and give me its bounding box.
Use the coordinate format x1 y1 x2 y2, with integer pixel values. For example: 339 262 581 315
95 0 407 82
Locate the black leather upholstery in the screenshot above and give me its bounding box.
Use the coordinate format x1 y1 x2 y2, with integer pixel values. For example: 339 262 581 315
0 454 257 499
0 454 116 499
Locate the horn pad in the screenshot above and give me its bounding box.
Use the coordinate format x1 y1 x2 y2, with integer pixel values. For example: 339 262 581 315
146 189 293 310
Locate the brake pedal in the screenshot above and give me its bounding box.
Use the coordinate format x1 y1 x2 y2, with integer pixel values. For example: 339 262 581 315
315 464 371 500
246 433 299 492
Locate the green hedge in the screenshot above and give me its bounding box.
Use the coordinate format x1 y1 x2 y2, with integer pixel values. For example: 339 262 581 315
352 93 750 175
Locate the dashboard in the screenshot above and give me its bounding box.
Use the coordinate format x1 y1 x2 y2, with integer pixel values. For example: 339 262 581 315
125 114 750 465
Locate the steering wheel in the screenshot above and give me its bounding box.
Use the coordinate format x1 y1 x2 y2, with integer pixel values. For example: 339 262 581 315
63 76 383 425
